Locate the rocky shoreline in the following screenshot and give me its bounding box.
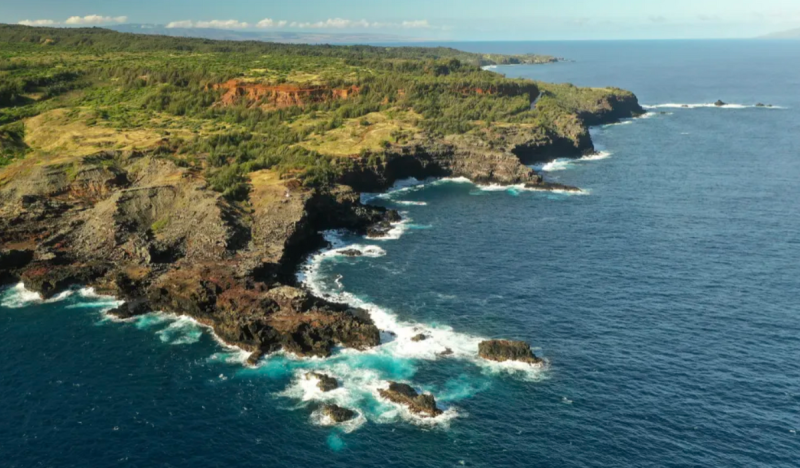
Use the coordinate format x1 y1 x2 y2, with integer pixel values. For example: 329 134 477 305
0 92 644 418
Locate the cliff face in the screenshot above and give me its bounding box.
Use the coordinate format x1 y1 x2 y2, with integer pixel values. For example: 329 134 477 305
0 151 389 359
213 80 360 108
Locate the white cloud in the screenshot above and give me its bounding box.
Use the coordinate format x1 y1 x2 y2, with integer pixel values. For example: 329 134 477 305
166 19 250 29
195 19 250 29
292 18 371 29
401 20 431 29
166 20 194 29
18 19 57 26
289 18 433 30
164 17 437 31
256 18 288 28
64 15 128 25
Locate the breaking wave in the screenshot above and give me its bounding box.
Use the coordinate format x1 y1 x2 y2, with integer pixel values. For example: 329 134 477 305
643 103 786 110
1 283 122 310
533 151 612 172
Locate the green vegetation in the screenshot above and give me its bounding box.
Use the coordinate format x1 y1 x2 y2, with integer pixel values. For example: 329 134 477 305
0 24 633 197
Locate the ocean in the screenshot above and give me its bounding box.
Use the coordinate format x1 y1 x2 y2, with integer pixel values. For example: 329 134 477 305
2 40 799 467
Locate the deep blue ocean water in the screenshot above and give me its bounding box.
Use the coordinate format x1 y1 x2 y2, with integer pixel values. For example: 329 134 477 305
2 40 800 467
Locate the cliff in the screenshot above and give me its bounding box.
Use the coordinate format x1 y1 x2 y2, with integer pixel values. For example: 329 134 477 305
0 86 644 363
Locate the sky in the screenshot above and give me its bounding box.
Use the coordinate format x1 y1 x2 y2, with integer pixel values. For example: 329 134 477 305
3 0 800 40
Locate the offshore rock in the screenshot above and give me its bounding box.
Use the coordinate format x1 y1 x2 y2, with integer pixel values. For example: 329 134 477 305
321 404 356 423
306 372 339 392
378 382 443 417
714 100 727 107
478 339 543 365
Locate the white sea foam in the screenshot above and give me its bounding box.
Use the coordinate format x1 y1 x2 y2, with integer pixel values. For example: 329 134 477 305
299 230 548 371
394 200 428 206
265 228 550 429
1 283 44 308
534 151 612 173
643 103 786 110
157 316 204 345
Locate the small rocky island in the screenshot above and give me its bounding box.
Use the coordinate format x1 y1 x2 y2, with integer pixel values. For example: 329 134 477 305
379 382 443 417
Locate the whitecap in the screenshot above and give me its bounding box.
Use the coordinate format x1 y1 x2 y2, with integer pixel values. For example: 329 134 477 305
0 283 44 308
643 103 786 110
157 316 204 345
394 200 428 206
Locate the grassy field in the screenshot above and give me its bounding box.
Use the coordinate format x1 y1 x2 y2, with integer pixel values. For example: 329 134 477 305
0 24 636 196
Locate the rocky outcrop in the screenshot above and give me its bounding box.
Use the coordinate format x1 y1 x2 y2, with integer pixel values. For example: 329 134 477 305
213 80 359 109
478 340 543 365
321 404 356 423
714 100 726 107
0 151 388 358
306 372 339 392
378 382 443 417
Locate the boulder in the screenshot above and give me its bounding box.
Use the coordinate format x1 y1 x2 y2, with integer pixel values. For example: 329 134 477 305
378 382 442 417
714 100 726 107
411 333 427 342
321 404 356 423
478 339 543 365
305 372 339 392
755 103 766 107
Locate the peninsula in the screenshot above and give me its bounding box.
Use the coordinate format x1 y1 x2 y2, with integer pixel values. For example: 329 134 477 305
0 25 644 375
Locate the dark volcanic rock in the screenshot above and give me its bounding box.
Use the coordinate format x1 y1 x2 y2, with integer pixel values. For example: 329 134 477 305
378 382 443 417
437 348 454 357
107 298 150 319
306 372 339 392
321 404 356 423
478 339 543 365
714 100 727 107
411 333 427 342
339 249 363 257
246 350 264 366
756 103 765 107
367 220 394 238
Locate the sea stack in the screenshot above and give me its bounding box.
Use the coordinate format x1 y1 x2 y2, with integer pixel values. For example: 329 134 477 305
378 382 443 417
478 340 543 365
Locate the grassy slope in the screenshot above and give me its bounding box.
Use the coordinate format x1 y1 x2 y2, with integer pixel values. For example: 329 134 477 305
0 24 637 193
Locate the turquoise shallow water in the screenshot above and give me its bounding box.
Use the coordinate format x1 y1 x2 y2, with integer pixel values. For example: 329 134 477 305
2 40 800 467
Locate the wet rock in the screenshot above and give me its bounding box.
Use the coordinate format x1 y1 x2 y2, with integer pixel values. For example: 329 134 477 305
246 350 265 367
714 100 727 107
478 339 543 365
321 404 356 423
437 348 454 357
411 333 428 342
339 249 363 257
367 220 394 238
306 372 339 392
107 298 150 319
378 382 443 417
681 104 690 108
756 103 766 107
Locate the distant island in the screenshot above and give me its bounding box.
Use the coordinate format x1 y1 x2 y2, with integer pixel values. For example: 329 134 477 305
758 27 800 39
0 24 643 415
